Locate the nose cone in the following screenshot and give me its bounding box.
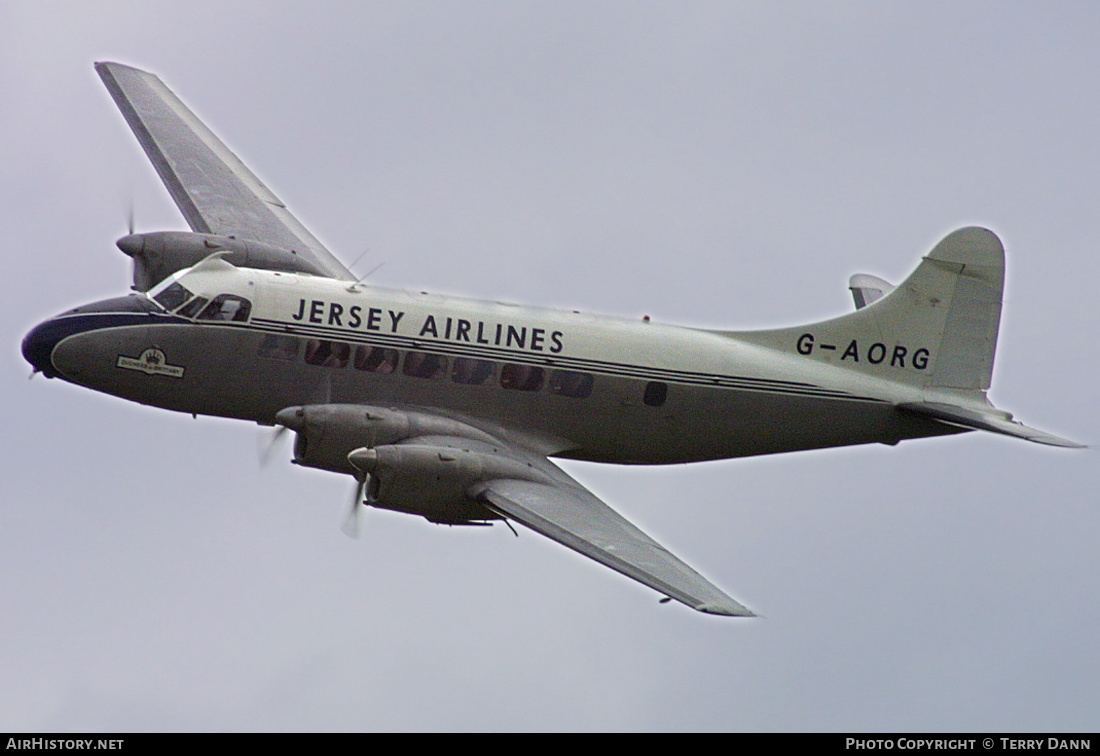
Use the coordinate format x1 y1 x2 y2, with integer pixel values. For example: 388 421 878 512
22 318 63 376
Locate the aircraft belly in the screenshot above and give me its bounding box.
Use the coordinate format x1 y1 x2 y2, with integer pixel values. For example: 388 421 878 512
556 384 958 464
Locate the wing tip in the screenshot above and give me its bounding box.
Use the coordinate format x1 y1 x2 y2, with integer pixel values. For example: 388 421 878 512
94 60 139 72
94 61 125 78
697 601 757 618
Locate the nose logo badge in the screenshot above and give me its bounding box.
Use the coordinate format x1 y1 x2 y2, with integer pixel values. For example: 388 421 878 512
116 348 185 378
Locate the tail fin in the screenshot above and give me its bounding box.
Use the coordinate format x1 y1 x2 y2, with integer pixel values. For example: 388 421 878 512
737 227 1004 392
734 227 1083 448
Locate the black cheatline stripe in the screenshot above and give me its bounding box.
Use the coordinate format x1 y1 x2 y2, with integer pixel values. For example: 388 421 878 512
248 317 875 402
254 315 810 386
249 318 861 399
57 314 878 402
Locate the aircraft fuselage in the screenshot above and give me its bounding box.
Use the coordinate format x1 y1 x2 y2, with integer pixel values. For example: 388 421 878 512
24 260 955 468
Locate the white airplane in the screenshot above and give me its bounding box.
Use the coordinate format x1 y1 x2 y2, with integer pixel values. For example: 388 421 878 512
22 63 1083 618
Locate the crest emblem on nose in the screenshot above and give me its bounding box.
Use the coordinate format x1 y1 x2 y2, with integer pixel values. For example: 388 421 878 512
116 348 185 378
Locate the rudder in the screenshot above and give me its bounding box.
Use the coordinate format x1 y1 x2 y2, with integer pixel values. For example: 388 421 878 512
923 227 1004 390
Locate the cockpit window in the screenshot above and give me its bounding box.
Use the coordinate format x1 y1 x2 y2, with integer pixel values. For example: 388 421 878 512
197 294 252 322
152 282 194 311
176 296 208 319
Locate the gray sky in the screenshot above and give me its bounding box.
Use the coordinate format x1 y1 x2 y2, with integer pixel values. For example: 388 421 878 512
2 1 1097 731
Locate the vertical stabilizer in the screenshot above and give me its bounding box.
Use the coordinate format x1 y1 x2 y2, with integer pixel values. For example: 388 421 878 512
733 227 1005 393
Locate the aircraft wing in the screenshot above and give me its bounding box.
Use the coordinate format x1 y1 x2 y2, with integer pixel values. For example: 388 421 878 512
363 433 754 617
335 415 753 617
95 61 355 281
475 474 755 617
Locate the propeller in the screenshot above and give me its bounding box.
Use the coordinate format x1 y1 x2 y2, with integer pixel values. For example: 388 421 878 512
117 196 152 291
257 423 291 467
341 471 369 539
342 446 382 539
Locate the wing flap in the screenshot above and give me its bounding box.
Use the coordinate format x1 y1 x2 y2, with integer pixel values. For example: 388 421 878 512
96 62 354 281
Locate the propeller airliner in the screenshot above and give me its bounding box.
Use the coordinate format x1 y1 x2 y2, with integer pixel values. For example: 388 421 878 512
21 63 1083 617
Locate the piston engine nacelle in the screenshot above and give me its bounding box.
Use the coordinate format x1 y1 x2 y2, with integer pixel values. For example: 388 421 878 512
117 231 328 291
273 404 545 525
273 404 500 476
347 444 548 522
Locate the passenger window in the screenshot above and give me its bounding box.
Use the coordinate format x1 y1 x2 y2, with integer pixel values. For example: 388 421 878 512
500 364 544 392
176 296 208 319
304 339 350 368
153 282 193 311
353 345 399 373
197 294 252 322
549 370 593 398
643 381 668 407
452 357 493 385
258 334 300 361
402 352 447 379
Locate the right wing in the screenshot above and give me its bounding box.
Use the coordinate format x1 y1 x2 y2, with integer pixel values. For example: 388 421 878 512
96 61 355 281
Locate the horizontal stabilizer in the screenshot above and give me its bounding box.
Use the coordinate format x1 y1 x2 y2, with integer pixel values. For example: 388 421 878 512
898 402 1085 448
848 273 895 309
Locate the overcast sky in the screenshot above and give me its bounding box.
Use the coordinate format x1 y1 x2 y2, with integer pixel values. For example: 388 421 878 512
2 1 1098 732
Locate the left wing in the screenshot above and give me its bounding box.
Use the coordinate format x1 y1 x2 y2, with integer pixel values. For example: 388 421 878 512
96 61 355 281
475 476 755 617
342 428 755 617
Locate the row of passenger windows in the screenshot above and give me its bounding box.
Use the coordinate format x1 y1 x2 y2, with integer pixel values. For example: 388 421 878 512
257 334 666 404
152 284 669 405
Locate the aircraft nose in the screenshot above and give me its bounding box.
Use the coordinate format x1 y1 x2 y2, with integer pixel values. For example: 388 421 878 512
22 318 64 377
23 294 163 378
